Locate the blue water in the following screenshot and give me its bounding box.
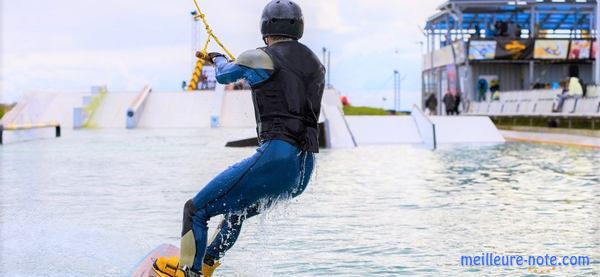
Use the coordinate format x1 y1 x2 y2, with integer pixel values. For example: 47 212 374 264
1 129 599 276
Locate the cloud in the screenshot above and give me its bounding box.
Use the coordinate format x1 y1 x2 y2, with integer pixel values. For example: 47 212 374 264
1 0 446 109
2 44 191 102
303 1 354 34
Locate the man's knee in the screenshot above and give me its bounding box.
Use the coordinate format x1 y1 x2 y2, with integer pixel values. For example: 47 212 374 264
182 199 198 236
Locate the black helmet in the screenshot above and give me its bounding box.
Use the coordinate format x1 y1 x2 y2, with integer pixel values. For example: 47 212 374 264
261 0 304 40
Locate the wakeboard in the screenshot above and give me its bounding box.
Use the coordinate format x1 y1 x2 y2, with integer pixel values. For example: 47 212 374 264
130 243 180 277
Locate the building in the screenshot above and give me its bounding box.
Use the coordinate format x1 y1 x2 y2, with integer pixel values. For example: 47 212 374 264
422 0 599 115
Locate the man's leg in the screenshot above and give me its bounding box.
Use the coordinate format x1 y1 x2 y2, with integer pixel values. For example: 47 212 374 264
205 204 261 262
203 152 314 265
555 94 569 112
180 142 273 272
180 140 314 272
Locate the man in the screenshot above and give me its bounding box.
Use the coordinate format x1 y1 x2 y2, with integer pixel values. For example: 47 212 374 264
424 93 437 115
554 65 584 112
152 1 325 276
442 90 456 116
453 91 461 115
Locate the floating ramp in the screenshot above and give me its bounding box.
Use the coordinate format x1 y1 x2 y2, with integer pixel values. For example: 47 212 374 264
2 91 87 130
345 116 423 145
430 116 505 144
137 92 213 129
219 90 255 128
88 92 138 128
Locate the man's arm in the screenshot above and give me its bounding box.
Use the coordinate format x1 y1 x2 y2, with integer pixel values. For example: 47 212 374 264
213 49 274 87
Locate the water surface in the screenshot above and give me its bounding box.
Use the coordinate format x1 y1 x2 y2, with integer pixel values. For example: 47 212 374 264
1 129 598 276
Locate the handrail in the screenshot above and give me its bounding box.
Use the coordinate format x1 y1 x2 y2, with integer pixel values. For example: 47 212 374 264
0 121 61 145
126 85 152 129
129 85 152 112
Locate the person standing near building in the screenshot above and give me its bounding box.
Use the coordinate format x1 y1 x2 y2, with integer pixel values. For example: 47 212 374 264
453 91 462 115
443 90 456 116
477 78 488 102
424 93 438 115
151 1 325 276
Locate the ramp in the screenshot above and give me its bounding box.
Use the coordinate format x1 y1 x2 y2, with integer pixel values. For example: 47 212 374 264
210 85 226 128
2 91 87 130
89 92 138 128
346 116 422 145
219 90 255 128
137 92 213 128
411 105 436 149
0 91 86 143
322 104 356 148
430 116 505 144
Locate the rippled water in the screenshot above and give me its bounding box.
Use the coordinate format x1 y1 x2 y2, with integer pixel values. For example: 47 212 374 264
1 129 599 276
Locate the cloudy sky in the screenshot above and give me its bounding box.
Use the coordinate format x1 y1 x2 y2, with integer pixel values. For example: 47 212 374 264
0 0 443 109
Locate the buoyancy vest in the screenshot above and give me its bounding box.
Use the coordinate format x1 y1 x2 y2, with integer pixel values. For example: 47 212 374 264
251 41 325 153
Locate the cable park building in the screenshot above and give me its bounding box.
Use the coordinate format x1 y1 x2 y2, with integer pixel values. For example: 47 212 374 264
422 0 600 120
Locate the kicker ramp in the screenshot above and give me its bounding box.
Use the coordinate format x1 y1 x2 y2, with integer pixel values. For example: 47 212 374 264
137 92 213 128
89 91 138 128
345 116 422 145
2 91 87 130
321 104 357 148
430 116 505 144
0 91 86 143
219 90 255 128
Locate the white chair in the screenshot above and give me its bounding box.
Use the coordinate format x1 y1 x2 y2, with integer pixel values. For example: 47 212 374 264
503 102 518 115
574 97 600 115
518 100 534 114
489 102 503 115
535 100 555 114
560 98 578 114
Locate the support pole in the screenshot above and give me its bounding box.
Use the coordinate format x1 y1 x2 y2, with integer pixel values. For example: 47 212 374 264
530 6 535 38
55 125 61 138
529 60 535 89
0 125 3 145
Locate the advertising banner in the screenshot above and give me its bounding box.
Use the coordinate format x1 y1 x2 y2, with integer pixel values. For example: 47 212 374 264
446 64 457 96
592 41 597 60
534 40 569 59
568 40 592 59
495 39 533 60
432 41 466 68
468 40 497 60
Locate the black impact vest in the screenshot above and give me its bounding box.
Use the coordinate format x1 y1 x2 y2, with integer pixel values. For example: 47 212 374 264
251 41 325 153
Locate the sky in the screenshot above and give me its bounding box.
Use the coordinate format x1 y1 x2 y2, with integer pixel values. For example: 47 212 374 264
0 0 443 110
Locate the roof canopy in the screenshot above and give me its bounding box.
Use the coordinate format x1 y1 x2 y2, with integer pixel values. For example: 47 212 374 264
426 0 597 32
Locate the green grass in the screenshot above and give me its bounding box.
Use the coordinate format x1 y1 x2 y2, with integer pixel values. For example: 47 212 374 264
343 106 388 116
0 104 11 119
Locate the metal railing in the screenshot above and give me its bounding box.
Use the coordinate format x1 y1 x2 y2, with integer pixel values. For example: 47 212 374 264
0 122 61 145
126 85 152 129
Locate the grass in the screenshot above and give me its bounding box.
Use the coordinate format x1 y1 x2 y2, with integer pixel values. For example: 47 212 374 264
343 106 388 116
0 104 12 119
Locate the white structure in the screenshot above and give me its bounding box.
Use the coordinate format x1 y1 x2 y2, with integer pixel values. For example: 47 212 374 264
2 87 505 147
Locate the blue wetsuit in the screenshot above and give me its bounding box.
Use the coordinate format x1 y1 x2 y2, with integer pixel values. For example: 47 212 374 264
180 50 316 272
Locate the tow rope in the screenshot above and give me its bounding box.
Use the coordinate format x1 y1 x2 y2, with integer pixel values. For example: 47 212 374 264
187 0 236 91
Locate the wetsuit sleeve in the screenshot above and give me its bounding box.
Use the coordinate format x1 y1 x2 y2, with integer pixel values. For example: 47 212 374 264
214 49 274 87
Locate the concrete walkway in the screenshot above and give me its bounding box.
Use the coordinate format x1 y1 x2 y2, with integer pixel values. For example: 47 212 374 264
500 130 600 149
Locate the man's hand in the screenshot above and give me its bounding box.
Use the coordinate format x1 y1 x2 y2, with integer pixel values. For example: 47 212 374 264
196 51 228 64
